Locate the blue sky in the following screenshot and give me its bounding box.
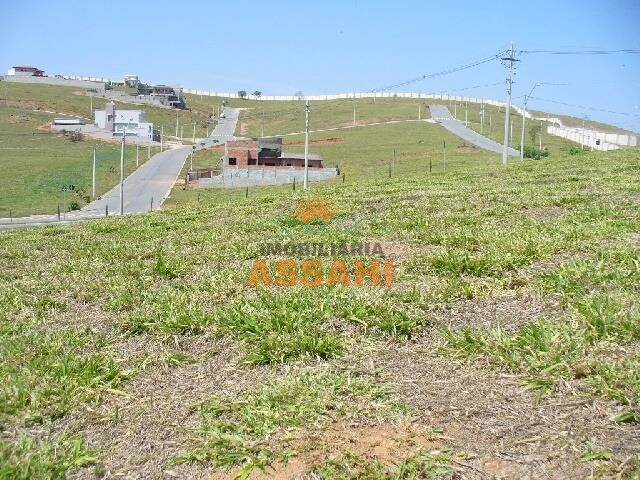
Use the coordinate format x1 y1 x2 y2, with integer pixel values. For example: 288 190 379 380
2 0 639 131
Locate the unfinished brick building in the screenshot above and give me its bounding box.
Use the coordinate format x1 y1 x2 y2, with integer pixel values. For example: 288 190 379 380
223 137 324 168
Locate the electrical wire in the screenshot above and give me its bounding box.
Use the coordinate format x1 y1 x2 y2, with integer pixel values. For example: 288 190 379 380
520 49 640 55
528 96 640 117
369 51 505 93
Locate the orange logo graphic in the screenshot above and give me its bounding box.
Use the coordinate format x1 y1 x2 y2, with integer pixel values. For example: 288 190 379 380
294 198 336 223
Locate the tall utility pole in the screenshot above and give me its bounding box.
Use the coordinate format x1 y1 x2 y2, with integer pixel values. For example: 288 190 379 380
465 102 468 126
303 100 310 190
89 94 93 118
119 128 126 215
92 146 96 199
353 99 356 126
501 42 518 165
192 122 196 143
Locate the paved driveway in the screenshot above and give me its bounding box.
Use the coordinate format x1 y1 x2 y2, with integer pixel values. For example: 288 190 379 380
429 104 519 156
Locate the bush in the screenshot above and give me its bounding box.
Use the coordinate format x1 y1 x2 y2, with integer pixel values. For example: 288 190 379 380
568 146 584 155
63 130 84 143
519 145 550 160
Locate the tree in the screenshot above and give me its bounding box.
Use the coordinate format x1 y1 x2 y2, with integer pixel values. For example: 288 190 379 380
529 123 542 144
253 90 262 98
238 90 247 99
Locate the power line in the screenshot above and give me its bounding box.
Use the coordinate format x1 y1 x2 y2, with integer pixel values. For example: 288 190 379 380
369 51 504 93
529 96 640 117
520 49 640 55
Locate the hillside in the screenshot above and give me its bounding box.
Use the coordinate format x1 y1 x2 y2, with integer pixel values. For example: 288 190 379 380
2 143 640 477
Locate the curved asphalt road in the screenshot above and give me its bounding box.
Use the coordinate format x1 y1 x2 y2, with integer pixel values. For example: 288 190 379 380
0 108 240 229
429 104 519 156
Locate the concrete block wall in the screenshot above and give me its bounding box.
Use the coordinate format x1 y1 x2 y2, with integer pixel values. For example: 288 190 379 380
546 125 620 151
200 166 338 187
1 75 106 92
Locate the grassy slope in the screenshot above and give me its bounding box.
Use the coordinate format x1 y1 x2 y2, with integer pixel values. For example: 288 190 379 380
1 84 640 478
1 144 640 477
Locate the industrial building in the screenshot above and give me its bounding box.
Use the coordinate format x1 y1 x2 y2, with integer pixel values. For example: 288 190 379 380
223 137 325 168
94 102 156 141
6 65 45 76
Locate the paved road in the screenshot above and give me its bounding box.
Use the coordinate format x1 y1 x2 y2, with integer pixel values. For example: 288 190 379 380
200 107 239 147
0 107 241 229
429 104 519 156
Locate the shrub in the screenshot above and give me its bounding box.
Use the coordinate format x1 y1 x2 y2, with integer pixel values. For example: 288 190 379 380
63 130 84 143
520 145 550 160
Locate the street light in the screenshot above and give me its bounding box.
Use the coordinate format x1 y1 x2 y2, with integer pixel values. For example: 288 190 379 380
520 82 566 160
520 82 541 160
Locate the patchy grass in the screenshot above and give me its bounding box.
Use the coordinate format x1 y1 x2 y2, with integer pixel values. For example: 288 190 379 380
176 371 405 475
311 449 455 480
442 245 640 399
0 87 638 477
0 434 95 480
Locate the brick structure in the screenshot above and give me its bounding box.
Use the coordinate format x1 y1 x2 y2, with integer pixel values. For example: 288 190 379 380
224 137 324 168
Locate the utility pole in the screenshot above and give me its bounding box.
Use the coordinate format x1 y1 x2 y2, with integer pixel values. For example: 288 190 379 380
353 99 356 126
480 101 484 134
392 148 396 175
465 102 468 126
89 94 93 118
443 139 446 170
120 127 126 215
501 42 518 165
418 104 421 120
92 146 96 199
510 120 513 147
303 100 310 190
454 102 457 118
192 122 196 143
175 111 179 137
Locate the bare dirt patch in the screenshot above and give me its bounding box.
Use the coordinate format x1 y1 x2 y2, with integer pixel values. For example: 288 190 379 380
52 337 272 479
523 206 568 222
285 137 345 146
252 422 442 479
430 292 563 332
356 342 640 479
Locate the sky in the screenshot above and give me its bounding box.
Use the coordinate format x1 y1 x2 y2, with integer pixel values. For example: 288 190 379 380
2 0 639 131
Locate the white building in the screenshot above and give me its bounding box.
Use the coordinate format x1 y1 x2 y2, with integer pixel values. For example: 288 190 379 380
124 74 139 87
94 102 154 140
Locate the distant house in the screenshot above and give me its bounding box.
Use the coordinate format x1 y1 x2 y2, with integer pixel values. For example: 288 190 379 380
224 137 325 168
124 74 139 87
137 84 186 109
94 102 156 141
6 65 45 77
